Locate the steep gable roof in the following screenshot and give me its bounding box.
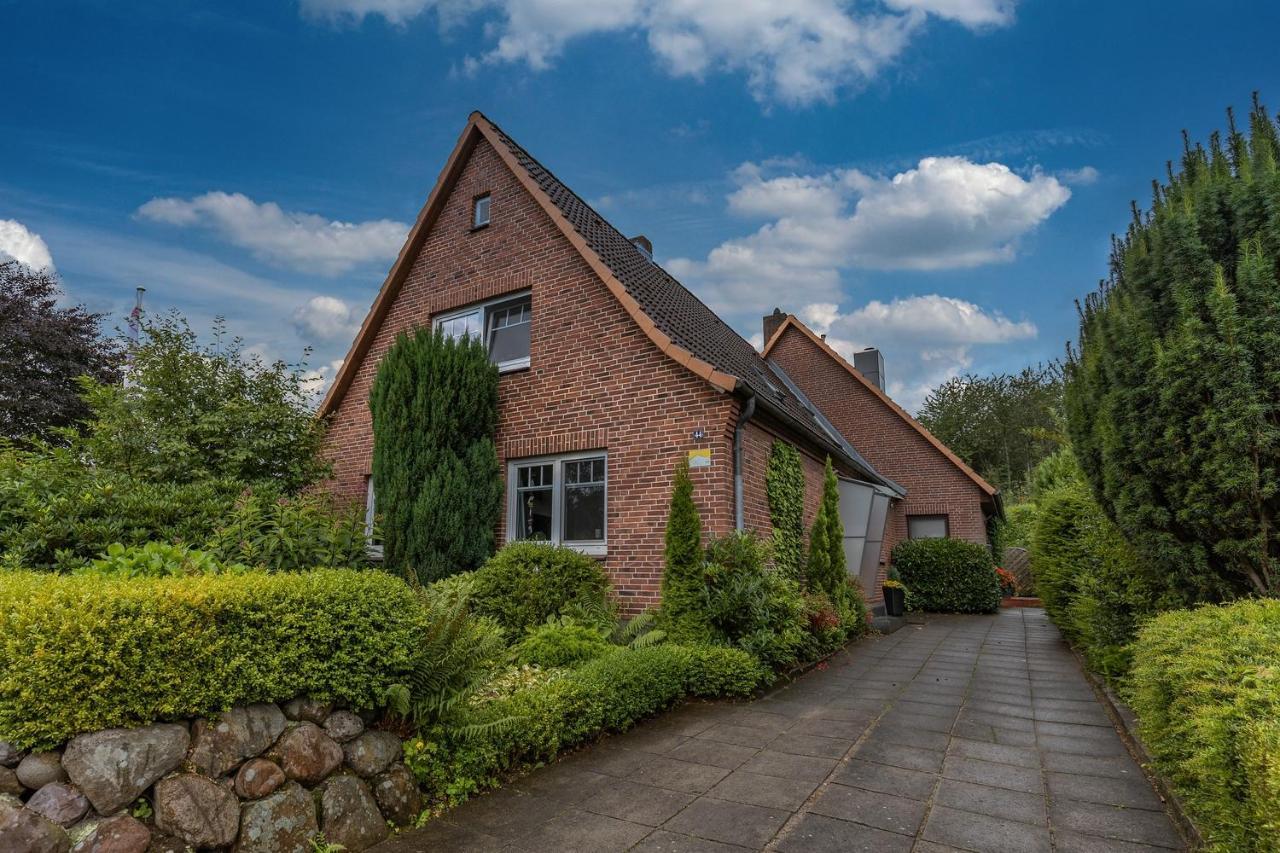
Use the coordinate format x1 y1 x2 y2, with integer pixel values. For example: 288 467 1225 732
763 314 999 498
318 112 891 488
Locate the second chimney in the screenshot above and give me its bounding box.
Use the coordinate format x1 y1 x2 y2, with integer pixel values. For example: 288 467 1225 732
853 347 885 391
762 308 786 346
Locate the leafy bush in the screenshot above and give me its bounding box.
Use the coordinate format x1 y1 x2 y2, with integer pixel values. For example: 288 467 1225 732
0 569 429 748
891 538 1000 613
204 490 371 572
370 327 503 583
660 459 709 639
703 532 808 669
1129 600 1280 851
470 542 614 637
511 618 613 668
996 502 1039 551
81 314 328 492
0 442 245 570
78 542 241 578
424 571 477 609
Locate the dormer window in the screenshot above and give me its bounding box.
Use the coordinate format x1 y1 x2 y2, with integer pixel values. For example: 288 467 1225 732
473 194 491 229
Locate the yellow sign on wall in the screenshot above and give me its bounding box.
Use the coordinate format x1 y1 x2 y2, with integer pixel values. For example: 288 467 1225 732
688 448 712 469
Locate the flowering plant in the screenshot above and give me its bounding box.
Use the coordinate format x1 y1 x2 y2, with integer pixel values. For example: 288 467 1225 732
995 566 1018 596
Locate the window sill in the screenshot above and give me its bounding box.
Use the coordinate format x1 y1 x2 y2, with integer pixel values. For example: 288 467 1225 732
497 358 531 374
469 222 490 233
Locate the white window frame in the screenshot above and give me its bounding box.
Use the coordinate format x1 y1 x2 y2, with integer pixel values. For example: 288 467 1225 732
506 451 607 556
364 476 383 559
433 291 531 373
473 194 491 228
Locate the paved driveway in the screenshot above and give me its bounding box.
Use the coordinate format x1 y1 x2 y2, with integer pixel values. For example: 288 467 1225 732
376 609 1185 852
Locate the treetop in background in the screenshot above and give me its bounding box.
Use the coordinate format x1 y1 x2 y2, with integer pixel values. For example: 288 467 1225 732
0 261 121 443
1066 94 1280 599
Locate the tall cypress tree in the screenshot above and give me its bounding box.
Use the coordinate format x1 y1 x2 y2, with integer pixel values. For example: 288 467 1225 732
369 327 503 583
1066 95 1280 599
660 458 709 639
807 457 845 598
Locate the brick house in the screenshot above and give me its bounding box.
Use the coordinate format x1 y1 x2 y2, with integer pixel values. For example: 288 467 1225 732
762 311 1002 581
318 111 994 612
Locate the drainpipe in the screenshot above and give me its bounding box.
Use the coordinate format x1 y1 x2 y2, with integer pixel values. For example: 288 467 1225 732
733 393 757 531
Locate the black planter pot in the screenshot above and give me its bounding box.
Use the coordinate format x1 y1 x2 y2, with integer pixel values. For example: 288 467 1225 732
883 585 905 617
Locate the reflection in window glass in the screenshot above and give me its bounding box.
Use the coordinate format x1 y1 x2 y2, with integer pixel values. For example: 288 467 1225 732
438 309 483 342
474 194 491 228
488 298 531 367
516 463 553 541
563 458 605 542
907 515 949 540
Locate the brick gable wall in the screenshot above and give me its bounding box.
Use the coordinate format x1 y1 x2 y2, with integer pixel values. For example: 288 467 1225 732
321 138 739 611
767 326 990 589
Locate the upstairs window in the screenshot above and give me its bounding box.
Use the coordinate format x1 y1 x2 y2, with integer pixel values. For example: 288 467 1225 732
508 452 607 555
473 194 491 229
434 292 531 372
907 514 949 540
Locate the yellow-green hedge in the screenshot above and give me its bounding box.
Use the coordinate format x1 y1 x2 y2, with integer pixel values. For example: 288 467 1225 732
0 569 427 748
1129 600 1280 851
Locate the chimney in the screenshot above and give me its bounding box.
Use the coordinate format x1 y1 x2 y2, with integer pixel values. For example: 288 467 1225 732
762 308 786 346
630 235 653 259
853 347 885 391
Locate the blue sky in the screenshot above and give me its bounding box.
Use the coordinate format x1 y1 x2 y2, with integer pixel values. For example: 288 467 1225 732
4 0 1278 410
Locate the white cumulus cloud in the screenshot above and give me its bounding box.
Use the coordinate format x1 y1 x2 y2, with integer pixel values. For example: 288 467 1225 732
293 295 363 342
300 0 1017 105
668 156 1070 318
0 220 54 270
798 295 1036 412
137 192 408 276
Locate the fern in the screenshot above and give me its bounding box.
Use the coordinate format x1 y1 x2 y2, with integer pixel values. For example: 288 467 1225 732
384 594 507 730
612 611 667 649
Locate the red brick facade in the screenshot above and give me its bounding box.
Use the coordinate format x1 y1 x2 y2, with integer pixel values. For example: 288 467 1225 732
323 137 757 610
765 322 997 589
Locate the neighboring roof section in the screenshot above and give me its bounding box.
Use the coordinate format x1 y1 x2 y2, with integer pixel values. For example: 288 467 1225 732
318 111 895 489
762 314 999 498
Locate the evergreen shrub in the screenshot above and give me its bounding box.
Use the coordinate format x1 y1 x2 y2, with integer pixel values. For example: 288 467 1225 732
0 569 427 748
660 459 709 640
1129 600 1280 851
892 538 1000 613
470 542 613 636
511 618 613 668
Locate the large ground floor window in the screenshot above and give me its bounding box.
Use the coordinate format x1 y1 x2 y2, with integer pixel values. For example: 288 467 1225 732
507 451 607 555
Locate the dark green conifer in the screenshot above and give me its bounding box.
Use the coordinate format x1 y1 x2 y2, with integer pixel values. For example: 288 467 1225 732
369 327 502 583
660 458 709 639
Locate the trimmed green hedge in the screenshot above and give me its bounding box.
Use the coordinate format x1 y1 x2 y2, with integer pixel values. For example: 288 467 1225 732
891 538 1000 613
1129 600 1280 852
0 569 427 748
405 642 764 807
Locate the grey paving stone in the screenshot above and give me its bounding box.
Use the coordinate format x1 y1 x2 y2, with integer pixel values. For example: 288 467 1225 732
666 738 759 770
630 756 732 794
630 829 750 852
830 757 938 800
855 740 945 773
518 807 653 852
576 744 658 778
1047 770 1165 810
865 724 951 751
509 766 612 803
698 724 777 748
1050 798 1184 848
1036 720 1118 739
766 732 852 759
788 716 870 740
707 770 819 811
1041 751 1144 778
1037 733 1130 758
773 812 915 853
580 779 695 826
933 777 1047 826
922 804 1053 853
941 754 1045 794
808 782 927 835
662 796 790 847
625 728 695 754
946 737 1040 768
1053 828 1180 852
739 749 836 782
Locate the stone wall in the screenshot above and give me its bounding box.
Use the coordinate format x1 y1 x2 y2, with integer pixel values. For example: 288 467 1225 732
0 698 419 853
